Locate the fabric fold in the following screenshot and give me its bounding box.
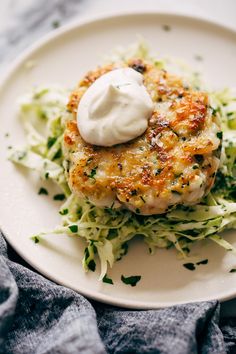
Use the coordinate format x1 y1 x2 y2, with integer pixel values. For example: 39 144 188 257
0 234 106 354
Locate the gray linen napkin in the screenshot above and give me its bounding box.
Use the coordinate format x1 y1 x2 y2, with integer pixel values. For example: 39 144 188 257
0 232 233 354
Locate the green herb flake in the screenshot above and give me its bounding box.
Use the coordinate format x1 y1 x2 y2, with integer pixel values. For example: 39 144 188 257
216 132 223 139
102 274 114 285
121 242 129 256
5 133 9 137
47 137 57 149
211 106 220 116
52 149 62 160
38 187 48 195
196 259 208 266
45 172 49 179
88 260 96 272
53 193 66 201
130 189 137 196
32 236 40 244
88 167 98 179
52 20 60 28
16 151 27 161
59 208 69 215
68 225 78 233
183 263 196 271
229 268 236 273
192 164 199 170
107 229 118 240
154 168 163 176
121 275 141 287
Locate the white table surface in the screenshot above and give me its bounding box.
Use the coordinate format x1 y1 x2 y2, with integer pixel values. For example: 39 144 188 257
0 0 236 315
0 0 236 31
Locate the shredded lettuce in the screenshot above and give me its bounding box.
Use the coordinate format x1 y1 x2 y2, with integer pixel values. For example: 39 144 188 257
9 45 236 278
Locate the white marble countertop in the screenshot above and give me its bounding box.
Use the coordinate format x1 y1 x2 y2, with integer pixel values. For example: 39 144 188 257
1 0 236 314
0 0 236 67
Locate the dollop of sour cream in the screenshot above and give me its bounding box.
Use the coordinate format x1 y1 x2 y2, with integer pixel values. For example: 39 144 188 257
77 68 154 146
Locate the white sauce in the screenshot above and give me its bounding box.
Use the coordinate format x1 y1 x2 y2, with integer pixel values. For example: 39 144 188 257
77 68 154 146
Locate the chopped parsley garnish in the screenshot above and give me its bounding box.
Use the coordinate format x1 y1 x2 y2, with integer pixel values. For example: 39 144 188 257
52 20 60 28
192 164 199 169
130 189 137 196
88 167 98 179
45 172 49 179
59 208 69 215
121 242 129 256
107 229 118 240
121 275 141 287
38 187 48 195
16 151 27 161
182 247 190 254
183 263 195 271
194 154 203 163
196 259 208 265
47 136 57 149
229 269 236 273
52 149 62 160
154 168 163 176
68 225 78 233
216 131 223 139
88 260 96 272
53 193 66 201
184 259 209 270
32 236 40 244
102 274 114 284
211 106 220 116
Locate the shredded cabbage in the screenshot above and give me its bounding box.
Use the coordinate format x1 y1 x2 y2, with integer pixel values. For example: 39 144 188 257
9 44 236 278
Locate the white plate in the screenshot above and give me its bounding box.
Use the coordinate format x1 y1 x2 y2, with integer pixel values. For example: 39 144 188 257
1 12 236 309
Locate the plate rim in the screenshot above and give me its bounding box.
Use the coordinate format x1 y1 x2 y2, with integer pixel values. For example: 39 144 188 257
1 10 236 309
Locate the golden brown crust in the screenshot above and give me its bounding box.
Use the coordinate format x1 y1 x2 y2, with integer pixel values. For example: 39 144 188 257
63 58 221 215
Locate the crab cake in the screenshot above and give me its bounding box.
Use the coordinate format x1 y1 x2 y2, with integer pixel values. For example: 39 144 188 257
63 58 221 215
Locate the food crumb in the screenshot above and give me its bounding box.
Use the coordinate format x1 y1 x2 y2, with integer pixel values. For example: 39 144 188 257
52 20 60 29
162 24 171 32
24 59 36 70
194 54 203 61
